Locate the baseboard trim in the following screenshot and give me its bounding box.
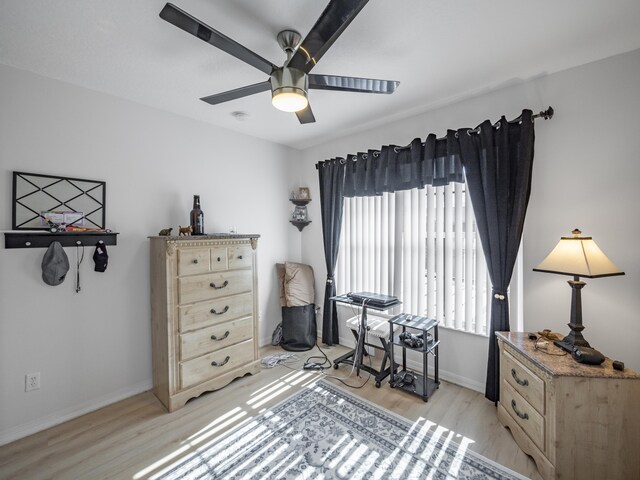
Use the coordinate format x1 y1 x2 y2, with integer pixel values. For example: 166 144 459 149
259 333 273 348
0 379 153 446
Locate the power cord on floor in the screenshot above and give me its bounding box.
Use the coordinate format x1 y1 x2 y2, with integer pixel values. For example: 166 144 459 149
270 300 375 389
302 338 331 370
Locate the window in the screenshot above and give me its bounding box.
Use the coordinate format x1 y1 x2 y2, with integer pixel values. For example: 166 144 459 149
337 184 495 335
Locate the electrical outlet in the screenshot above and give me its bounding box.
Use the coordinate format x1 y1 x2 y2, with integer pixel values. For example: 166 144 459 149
25 372 40 392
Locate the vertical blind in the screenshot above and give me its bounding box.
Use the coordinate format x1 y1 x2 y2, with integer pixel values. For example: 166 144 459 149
337 184 490 335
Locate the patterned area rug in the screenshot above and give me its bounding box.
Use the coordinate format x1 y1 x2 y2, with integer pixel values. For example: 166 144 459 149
155 380 527 479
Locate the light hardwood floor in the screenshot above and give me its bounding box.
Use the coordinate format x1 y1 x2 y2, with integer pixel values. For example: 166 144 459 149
0 345 541 479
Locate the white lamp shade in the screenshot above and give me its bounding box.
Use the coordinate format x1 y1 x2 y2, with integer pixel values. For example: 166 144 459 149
534 230 624 278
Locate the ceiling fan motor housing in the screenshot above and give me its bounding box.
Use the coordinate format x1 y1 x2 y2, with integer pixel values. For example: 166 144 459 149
270 67 308 100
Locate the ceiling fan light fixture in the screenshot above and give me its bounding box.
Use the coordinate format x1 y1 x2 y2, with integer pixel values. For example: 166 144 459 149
272 90 308 112
271 67 309 112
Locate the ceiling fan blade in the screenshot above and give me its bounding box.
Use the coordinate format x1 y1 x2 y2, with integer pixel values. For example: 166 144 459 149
287 0 370 73
296 105 316 124
160 3 276 76
200 81 272 105
309 74 399 94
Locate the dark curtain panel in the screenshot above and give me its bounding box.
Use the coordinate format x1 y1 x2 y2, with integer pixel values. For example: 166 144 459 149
317 158 346 345
457 110 536 402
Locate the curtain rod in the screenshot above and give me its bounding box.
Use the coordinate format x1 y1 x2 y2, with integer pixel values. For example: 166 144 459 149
315 107 554 167
392 107 554 152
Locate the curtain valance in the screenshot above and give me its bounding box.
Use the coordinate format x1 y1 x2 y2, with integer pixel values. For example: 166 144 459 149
341 131 465 197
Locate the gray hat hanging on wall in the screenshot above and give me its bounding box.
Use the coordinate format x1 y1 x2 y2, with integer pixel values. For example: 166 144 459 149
42 241 70 286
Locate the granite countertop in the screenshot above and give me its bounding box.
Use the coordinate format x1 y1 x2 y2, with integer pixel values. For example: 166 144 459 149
149 233 260 239
497 331 640 379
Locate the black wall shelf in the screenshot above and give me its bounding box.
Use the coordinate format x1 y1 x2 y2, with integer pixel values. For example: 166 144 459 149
289 220 311 232
4 231 118 249
289 198 311 207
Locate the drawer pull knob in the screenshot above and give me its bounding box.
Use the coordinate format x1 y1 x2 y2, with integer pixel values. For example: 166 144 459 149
238 255 243 259
210 306 230 315
211 331 230 341
209 280 229 289
211 356 230 367
193 259 199 264
511 368 529 387
217 257 221 262
511 399 529 420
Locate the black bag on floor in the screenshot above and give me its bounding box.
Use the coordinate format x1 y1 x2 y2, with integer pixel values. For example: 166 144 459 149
280 304 316 351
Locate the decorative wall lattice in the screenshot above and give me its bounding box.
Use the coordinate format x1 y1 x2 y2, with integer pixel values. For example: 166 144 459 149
12 171 106 230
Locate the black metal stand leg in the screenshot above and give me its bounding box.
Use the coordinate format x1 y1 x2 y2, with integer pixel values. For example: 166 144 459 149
374 338 395 388
434 326 439 387
379 340 389 373
401 327 407 371
423 342 428 400
389 338 396 388
355 307 368 377
333 348 356 367
349 329 369 356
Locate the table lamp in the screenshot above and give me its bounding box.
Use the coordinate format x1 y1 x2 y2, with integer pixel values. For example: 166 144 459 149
533 229 624 353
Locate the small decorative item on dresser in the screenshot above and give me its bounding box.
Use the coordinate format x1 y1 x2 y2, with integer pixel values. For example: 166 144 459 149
613 360 625 371
158 228 173 236
190 195 205 235
178 225 192 236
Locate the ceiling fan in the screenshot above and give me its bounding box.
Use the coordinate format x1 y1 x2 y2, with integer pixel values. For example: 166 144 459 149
159 1 400 124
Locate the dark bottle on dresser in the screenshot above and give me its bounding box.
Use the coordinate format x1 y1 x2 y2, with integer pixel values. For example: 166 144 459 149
190 195 204 235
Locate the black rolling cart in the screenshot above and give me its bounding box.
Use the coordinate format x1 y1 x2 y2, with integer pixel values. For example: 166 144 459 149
388 314 440 401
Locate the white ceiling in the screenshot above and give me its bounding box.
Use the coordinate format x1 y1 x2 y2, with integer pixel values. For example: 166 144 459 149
1 1 639 150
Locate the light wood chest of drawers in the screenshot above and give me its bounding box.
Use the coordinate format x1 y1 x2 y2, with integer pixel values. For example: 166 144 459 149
150 234 260 412
496 332 640 480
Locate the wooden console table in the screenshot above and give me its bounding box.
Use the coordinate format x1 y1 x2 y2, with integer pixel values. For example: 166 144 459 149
496 332 640 480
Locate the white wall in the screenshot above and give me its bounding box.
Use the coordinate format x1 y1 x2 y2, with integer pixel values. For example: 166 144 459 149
296 49 640 390
0 64 297 444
